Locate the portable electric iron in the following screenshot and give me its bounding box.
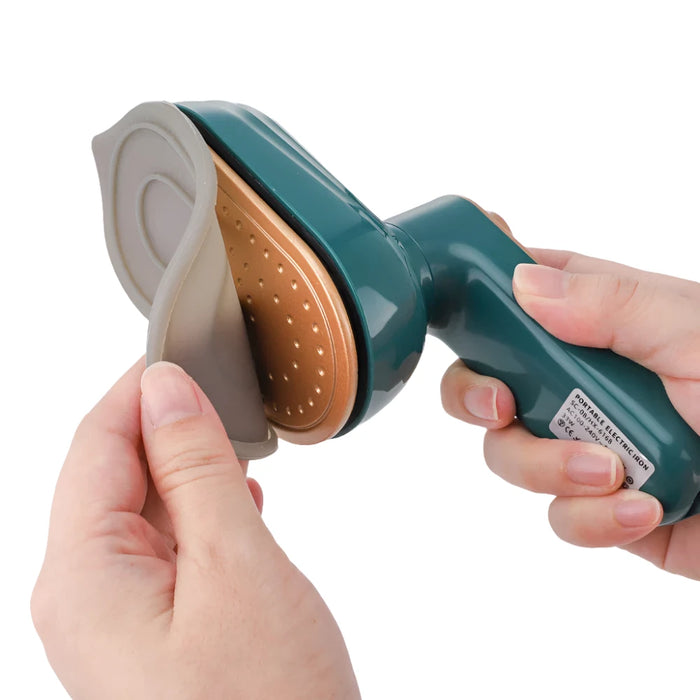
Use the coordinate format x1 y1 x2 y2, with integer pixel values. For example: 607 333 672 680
93 101 700 525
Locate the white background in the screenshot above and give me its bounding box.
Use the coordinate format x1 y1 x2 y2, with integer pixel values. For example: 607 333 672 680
3 1 699 698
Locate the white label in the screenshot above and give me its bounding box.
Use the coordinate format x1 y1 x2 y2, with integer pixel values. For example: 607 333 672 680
549 388 655 489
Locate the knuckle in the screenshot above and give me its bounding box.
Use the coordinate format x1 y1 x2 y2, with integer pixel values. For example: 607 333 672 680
570 271 642 311
482 430 500 468
609 275 643 315
606 276 650 351
568 272 649 348
484 428 556 493
547 498 578 542
560 250 582 271
439 370 456 408
441 360 468 388
440 362 470 416
166 443 230 473
94 510 142 541
155 442 233 495
548 497 596 546
483 431 534 488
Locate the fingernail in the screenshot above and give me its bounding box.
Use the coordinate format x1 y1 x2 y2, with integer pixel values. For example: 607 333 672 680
513 264 570 298
141 362 202 428
614 494 662 528
464 385 499 421
566 453 617 487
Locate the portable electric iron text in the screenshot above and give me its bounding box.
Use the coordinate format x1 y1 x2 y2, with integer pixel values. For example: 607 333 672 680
93 101 700 524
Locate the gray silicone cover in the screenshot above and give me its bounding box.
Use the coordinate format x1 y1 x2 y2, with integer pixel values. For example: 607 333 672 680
92 101 277 459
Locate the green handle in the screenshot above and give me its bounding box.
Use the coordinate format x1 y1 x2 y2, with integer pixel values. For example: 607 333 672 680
388 196 700 525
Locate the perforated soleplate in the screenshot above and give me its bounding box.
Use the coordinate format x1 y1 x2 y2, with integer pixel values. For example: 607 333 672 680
212 150 358 444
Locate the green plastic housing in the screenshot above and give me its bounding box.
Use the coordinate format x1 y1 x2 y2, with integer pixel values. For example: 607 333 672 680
177 101 700 525
389 198 700 524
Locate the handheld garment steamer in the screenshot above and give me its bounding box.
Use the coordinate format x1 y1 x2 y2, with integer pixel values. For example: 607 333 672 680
93 102 700 525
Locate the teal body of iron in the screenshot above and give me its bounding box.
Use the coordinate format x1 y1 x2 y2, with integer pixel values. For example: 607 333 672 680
166 102 700 524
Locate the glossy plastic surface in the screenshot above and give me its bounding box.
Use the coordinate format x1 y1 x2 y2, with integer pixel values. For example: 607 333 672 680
176 101 700 523
389 197 700 524
177 102 427 433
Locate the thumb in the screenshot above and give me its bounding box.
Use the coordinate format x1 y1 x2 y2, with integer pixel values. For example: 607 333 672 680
512 263 700 376
140 362 264 561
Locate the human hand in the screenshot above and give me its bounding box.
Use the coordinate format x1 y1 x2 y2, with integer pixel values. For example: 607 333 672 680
31 359 360 699
440 244 700 580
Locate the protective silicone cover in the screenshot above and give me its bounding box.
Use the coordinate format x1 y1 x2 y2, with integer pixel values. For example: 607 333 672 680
92 102 277 459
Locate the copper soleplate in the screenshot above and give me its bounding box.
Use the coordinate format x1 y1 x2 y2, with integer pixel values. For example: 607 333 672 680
212 150 358 444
